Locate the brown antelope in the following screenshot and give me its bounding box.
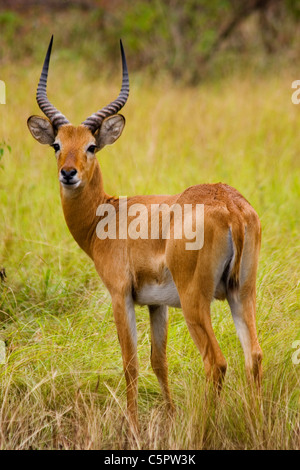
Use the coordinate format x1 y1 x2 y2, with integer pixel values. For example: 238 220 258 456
27 37 262 431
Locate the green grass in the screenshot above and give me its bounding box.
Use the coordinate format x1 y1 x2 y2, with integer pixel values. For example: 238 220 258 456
0 62 299 449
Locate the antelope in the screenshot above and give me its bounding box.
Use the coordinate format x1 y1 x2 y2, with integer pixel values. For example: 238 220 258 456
27 37 262 431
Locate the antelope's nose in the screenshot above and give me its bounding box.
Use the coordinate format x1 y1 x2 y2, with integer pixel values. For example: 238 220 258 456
60 168 77 183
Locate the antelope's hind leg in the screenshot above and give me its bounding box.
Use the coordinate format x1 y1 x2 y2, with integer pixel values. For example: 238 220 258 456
227 230 262 387
180 293 227 391
228 292 262 386
148 304 175 412
166 237 227 392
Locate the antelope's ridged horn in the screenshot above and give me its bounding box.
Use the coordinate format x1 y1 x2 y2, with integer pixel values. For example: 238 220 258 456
82 39 129 133
36 35 70 129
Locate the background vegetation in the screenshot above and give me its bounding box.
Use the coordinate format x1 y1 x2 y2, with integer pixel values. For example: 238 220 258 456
1 0 300 83
0 0 299 450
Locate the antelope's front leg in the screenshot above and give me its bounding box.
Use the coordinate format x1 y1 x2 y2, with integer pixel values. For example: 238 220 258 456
111 294 139 431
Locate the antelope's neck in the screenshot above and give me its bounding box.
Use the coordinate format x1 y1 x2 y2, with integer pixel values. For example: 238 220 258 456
60 162 108 259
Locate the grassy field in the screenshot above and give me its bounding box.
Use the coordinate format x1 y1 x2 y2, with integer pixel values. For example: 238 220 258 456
0 60 299 450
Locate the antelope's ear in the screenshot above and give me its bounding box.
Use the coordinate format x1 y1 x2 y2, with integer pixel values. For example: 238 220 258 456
95 114 125 150
27 115 56 145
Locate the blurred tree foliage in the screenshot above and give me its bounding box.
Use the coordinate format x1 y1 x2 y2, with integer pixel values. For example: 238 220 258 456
0 0 299 83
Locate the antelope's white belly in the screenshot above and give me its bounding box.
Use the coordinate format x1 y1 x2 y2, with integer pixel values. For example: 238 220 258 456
134 269 181 308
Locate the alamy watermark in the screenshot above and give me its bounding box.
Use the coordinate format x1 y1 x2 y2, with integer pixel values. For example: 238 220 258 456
0 340 6 364
291 80 300 104
291 86 300 364
292 341 300 365
0 80 5 104
96 198 204 250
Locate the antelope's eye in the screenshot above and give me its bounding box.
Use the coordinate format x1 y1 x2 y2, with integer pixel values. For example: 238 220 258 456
87 145 97 154
52 143 60 152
